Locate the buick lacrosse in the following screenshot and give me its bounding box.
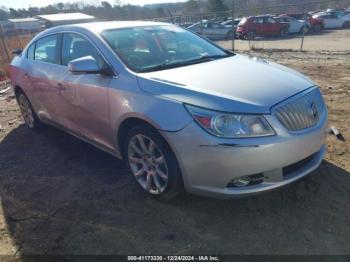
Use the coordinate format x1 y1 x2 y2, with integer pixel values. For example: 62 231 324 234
10 21 328 199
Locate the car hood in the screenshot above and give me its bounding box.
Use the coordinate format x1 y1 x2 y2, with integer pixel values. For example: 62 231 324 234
136 54 314 114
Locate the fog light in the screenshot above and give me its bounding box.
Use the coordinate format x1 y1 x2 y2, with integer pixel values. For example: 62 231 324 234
231 177 250 187
228 173 264 188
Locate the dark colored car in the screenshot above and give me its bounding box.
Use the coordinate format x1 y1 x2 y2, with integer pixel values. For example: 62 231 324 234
236 16 289 40
282 13 324 32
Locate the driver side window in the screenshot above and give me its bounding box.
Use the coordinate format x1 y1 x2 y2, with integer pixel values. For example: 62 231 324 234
61 33 106 68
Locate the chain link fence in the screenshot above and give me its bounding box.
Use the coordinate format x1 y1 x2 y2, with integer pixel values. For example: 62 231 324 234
147 8 350 53
0 28 40 79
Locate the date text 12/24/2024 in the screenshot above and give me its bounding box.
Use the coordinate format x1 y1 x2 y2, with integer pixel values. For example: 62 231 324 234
127 256 220 261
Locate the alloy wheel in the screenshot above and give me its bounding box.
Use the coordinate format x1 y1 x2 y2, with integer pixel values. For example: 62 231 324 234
127 134 169 194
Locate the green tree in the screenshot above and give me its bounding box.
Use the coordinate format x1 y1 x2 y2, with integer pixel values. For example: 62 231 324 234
207 0 228 12
101 1 112 9
185 0 199 13
0 9 9 20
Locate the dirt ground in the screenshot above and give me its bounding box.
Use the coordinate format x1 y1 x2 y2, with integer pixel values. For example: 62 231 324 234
218 28 350 52
0 49 350 257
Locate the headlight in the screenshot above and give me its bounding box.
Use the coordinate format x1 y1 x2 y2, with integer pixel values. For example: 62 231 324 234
185 104 275 138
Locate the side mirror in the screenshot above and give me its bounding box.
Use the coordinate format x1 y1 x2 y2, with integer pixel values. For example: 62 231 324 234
68 56 101 74
12 48 22 55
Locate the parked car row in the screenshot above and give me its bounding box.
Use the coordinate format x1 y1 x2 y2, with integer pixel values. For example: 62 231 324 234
184 7 350 40
186 20 234 40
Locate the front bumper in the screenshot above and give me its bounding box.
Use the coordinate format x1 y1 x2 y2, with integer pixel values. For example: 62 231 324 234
161 110 328 199
235 30 247 38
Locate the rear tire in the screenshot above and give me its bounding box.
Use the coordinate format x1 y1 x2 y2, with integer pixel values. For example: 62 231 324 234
123 124 183 200
16 91 44 131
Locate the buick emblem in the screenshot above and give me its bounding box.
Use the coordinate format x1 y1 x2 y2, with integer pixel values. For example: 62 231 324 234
310 102 318 119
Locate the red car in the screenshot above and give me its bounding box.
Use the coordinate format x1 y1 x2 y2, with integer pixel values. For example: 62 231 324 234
236 16 289 40
282 13 324 32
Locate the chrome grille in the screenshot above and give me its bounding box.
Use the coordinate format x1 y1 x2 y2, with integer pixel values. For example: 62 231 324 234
274 89 325 131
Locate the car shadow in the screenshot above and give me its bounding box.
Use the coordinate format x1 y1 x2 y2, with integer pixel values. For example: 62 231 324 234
1 124 350 255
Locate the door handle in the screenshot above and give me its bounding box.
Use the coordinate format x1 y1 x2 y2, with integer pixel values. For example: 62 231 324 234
56 83 66 91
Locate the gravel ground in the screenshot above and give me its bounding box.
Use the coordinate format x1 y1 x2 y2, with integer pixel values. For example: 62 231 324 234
0 49 349 257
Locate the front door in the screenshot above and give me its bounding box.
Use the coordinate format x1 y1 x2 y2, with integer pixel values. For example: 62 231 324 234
264 17 280 36
50 33 115 150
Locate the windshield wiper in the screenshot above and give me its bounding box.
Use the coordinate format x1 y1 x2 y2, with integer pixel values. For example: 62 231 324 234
140 54 231 73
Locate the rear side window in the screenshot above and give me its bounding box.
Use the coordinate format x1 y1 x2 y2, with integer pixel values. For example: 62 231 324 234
254 18 265 24
34 34 59 64
61 33 106 68
27 43 35 60
266 17 276 23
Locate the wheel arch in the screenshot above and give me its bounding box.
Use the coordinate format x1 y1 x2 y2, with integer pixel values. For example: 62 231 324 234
13 85 25 99
116 115 173 159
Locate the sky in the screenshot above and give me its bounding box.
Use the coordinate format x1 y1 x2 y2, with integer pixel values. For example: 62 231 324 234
0 0 185 10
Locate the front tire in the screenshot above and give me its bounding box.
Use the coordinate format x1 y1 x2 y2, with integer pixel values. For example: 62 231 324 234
124 124 183 200
246 30 256 40
17 92 43 131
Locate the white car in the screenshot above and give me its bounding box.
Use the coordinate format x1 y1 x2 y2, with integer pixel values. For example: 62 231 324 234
313 13 350 28
221 18 242 28
275 16 310 34
187 20 234 40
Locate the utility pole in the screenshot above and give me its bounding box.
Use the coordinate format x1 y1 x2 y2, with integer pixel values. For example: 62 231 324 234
231 0 235 52
168 10 174 24
199 7 203 36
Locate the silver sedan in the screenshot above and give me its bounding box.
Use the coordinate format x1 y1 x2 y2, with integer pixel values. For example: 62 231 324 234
10 21 328 199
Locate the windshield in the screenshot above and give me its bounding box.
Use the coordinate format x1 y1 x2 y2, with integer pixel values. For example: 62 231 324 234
101 25 231 73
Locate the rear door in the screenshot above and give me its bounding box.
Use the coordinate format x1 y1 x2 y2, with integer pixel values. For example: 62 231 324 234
323 14 343 28
253 17 265 35
287 17 300 33
26 34 61 122
210 22 229 38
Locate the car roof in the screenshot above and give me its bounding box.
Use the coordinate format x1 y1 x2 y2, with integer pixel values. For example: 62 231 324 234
42 20 170 35
251 15 274 18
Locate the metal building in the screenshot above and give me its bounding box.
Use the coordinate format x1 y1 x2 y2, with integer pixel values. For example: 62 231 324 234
36 13 95 28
